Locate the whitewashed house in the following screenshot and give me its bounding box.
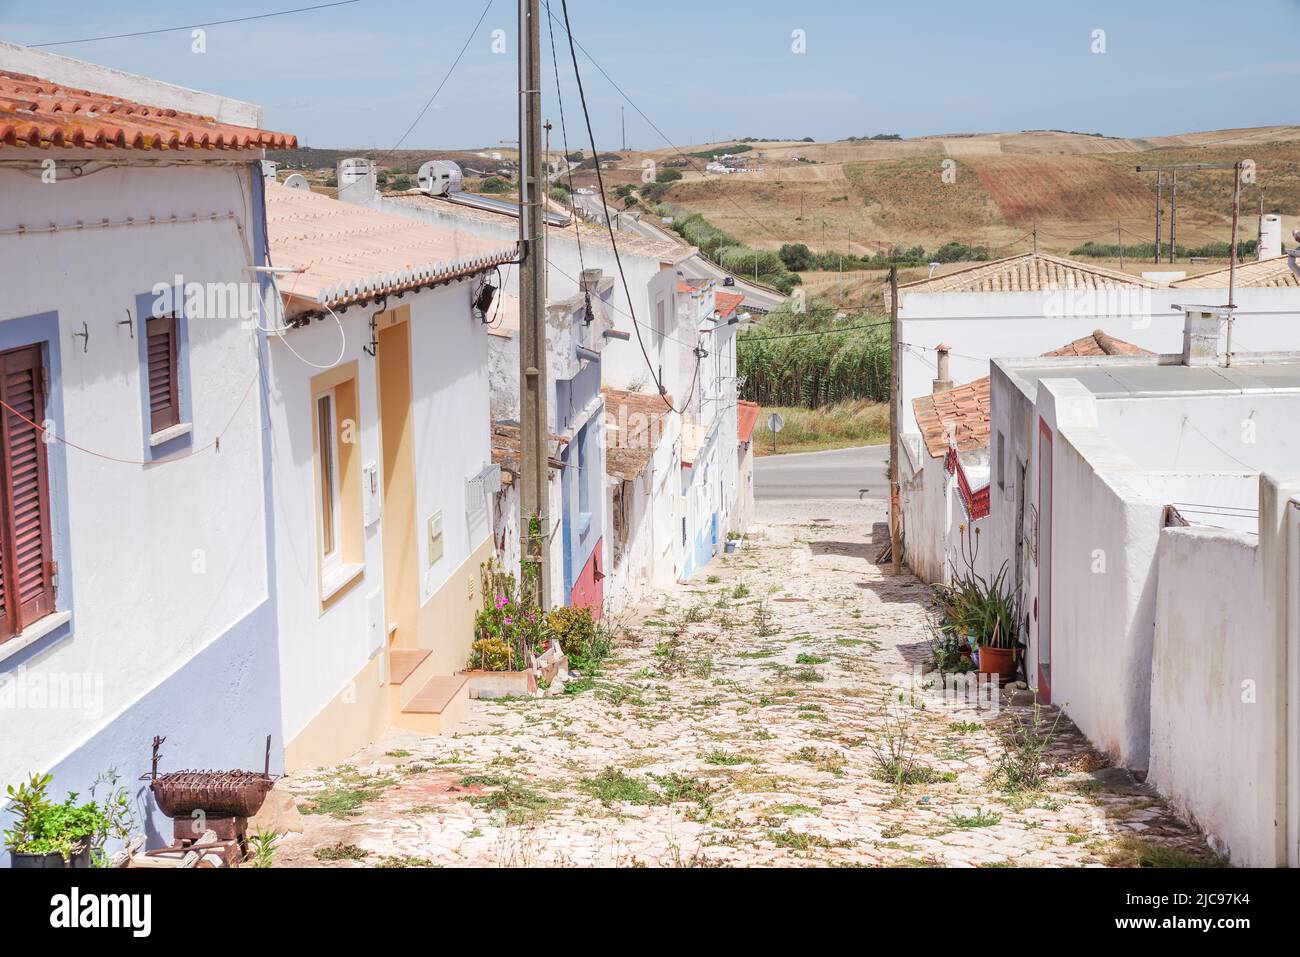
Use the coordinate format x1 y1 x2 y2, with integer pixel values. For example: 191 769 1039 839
0 47 294 859
603 386 680 607
485 271 620 614
897 250 1300 435
262 183 515 769
985 306 1300 864
902 332 1149 586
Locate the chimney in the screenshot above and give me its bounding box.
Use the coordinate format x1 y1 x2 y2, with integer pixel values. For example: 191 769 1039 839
336 157 377 207
1180 308 1222 366
580 268 602 291
932 344 953 393
1258 213 1282 260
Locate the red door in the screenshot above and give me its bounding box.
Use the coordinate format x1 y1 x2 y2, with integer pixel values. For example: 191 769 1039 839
1036 419 1053 704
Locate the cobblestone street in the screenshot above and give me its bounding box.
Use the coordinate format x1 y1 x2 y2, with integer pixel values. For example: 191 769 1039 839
276 498 1215 868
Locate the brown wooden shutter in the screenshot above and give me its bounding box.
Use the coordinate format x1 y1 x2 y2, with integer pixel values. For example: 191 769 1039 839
0 344 55 640
146 314 180 433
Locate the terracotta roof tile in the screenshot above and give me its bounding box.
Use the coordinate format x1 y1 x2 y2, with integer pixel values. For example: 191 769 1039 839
910 329 1148 459
1040 329 1152 358
490 422 565 484
603 387 672 480
716 291 744 319
1171 256 1300 289
737 400 760 443
901 252 1156 294
912 377 990 459
0 69 296 152
267 183 517 309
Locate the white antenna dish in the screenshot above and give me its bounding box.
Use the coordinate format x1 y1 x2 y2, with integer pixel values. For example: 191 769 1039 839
282 173 310 191
417 160 464 197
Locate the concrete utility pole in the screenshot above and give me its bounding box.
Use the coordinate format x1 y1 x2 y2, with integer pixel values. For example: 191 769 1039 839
888 265 901 576
1137 162 1238 267
1170 170 1178 261
1226 160 1242 367
518 0 551 607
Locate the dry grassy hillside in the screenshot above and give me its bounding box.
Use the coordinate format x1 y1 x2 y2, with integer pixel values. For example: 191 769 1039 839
607 127 1300 258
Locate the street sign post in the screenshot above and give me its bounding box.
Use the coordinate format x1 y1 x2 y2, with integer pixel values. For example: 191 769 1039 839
767 412 784 454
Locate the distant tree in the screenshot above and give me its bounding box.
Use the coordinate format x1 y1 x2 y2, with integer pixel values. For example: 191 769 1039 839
390 174 412 191
779 242 815 271
655 167 682 184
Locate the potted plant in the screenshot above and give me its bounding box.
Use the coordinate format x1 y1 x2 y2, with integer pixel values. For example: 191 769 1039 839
932 530 1020 683
724 531 742 553
4 770 135 868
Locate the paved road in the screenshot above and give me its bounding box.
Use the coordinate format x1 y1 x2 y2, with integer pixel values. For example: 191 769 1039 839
754 444 889 502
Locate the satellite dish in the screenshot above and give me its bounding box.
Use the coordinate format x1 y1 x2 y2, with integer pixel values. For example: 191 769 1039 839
417 160 464 197
282 173 310 191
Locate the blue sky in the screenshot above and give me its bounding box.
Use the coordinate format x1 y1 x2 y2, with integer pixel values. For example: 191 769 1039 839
4 0 1299 149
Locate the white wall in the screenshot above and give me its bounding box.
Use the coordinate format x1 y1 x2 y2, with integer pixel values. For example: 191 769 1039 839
0 158 270 789
1148 472 1300 867
266 279 492 746
899 287 1300 434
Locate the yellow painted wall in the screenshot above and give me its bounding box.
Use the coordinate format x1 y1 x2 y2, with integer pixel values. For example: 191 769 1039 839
284 652 386 771
421 533 494 675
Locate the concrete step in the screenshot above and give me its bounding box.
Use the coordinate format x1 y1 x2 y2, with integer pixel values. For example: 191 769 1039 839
387 647 438 714
392 673 471 736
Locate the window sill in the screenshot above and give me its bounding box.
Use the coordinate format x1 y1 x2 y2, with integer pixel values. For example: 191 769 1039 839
0 611 73 666
320 562 365 604
149 422 192 448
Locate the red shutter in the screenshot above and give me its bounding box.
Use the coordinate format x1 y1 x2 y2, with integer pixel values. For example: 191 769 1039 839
146 314 180 433
0 344 55 640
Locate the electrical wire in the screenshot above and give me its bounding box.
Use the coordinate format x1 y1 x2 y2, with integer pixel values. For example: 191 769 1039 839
29 1 361 47
542 4 790 250
557 0 698 415
375 0 495 163
544 2 587 284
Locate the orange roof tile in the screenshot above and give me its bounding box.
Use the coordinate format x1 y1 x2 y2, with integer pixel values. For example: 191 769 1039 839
902 252 1155 294
737 400 760 443
1040 329 1152 358
1172 256 1300 289
912 377 990 458
266 183 517 309
716 291 744 319
603 387 673 480
490 422 565 484
0 69 296 152
911 328 1151 458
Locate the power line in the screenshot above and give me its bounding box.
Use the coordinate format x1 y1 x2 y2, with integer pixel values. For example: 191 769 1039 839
557 0 698 416
544 2 587 285
376 0 495 162
541 4 791 249
29 0 361 47
737 319 892 343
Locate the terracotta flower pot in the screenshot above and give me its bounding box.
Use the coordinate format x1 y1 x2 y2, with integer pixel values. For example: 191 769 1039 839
977 645 1016 682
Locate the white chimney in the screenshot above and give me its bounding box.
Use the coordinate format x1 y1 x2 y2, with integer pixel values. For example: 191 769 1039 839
1181 307 1223 367
1259 213 1282 260
336 158 377 207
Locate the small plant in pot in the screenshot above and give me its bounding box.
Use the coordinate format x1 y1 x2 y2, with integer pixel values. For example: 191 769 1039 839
4 769 134 868
932 528 1020 683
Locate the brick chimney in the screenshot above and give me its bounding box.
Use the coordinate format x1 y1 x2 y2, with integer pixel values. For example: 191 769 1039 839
932 344 953 393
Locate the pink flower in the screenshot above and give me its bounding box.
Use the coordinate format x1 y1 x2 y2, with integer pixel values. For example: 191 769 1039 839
504 616 514 626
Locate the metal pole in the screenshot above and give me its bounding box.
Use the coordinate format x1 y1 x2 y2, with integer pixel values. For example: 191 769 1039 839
1226 161 1242 367
518 0 551 606
889 265 901 576
1118 220 1124 270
